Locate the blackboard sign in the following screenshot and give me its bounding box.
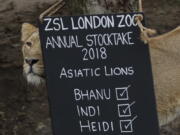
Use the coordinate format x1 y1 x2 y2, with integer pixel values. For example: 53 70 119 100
39 13 160 135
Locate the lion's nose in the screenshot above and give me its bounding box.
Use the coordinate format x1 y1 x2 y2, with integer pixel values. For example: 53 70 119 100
25 59 39 66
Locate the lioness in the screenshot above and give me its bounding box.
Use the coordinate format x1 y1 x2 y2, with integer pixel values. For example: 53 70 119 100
21 23 180 127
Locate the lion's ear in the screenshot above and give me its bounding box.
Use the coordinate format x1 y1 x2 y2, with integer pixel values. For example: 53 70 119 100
21 23 37 42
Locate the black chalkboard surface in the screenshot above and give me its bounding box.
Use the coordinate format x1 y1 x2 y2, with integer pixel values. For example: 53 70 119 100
39 13 160 135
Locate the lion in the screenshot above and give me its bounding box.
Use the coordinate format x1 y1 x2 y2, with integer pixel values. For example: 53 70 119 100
145 26 180 126
21 23 45 86
21 23 180 127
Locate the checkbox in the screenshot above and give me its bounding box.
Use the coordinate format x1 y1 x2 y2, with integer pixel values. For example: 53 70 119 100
115 86 130 100
119 116 138 133
119 120 133 133
118 104 131 117
117 102 135 118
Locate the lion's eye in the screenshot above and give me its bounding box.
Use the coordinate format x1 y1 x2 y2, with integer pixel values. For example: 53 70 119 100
26 42 32 47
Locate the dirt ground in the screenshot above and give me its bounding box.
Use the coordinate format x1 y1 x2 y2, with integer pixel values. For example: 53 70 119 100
0 0 180 135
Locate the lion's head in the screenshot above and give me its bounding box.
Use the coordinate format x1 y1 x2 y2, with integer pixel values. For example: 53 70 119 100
21 23 45 86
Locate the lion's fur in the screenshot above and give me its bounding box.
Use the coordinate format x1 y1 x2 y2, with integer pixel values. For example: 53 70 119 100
21 23 45 86
21 23 180 126
147 26 180 126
